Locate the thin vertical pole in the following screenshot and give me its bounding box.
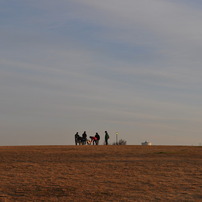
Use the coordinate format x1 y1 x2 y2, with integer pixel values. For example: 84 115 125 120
116 132 118 145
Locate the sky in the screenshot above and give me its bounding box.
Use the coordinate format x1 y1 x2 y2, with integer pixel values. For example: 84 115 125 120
1 0 202 146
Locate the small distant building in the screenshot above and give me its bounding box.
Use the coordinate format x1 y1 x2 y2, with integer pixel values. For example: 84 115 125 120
141 141 152 146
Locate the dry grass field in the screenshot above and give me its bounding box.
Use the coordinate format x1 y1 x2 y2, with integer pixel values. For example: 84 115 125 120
0 145 201 201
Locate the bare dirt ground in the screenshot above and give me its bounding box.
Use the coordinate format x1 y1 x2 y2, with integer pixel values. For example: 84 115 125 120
0 145 201 201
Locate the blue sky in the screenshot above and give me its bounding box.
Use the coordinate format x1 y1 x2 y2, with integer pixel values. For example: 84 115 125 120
1 0 202 145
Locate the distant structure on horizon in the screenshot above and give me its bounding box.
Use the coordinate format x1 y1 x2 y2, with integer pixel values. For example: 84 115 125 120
141 141 152 146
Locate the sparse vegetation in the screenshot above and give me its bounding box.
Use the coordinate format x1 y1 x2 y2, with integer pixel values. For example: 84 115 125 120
112 139 127 145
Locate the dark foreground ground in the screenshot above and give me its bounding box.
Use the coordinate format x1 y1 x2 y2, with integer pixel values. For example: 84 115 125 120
0 145 201 201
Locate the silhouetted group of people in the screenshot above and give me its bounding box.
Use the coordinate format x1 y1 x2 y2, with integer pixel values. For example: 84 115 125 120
75 131 110 145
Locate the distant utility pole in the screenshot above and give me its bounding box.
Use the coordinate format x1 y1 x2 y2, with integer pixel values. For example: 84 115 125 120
116 132 118 145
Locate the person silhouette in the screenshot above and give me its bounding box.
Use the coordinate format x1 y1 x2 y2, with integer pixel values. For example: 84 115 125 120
105 131 109 145
75 132 80 145
82 131 87 145
95 133 100 145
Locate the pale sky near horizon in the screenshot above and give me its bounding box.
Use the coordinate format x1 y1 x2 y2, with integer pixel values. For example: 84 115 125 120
1 0 202 146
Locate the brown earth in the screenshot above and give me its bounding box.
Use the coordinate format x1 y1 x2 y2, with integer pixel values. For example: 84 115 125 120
0 145 201 201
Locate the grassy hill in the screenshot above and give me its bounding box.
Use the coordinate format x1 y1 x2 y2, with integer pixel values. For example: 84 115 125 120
0 145 201 201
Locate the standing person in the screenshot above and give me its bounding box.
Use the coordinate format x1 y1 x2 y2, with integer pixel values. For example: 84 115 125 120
75 132 80 145
95 133 100 145
82 131 87 145
105 131 109 145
